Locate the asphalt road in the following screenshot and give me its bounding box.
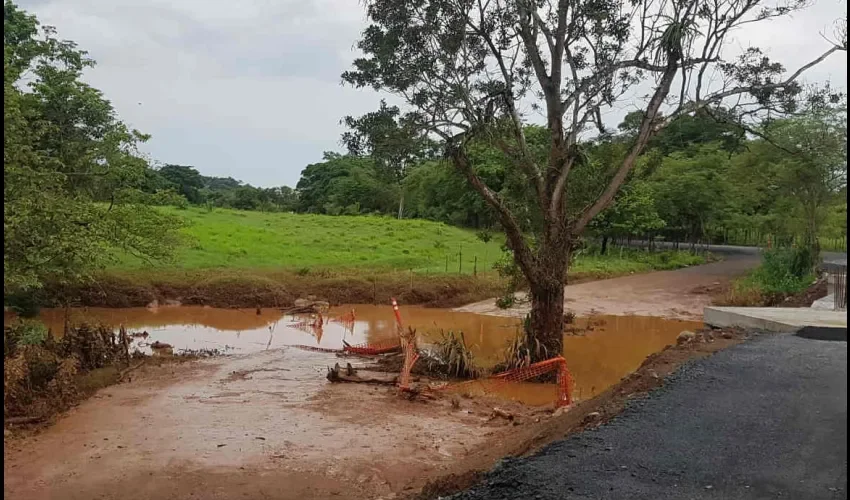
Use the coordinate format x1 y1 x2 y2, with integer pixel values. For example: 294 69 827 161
452 332 848 500
620 240 847 263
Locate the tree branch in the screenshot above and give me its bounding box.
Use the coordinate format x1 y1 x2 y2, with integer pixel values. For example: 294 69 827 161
447 138 537 277
574 62 680 234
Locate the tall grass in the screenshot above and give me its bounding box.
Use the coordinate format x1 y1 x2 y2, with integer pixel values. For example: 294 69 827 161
722 246 816 306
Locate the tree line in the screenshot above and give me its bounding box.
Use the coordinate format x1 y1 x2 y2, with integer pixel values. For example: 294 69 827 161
4 0 846 357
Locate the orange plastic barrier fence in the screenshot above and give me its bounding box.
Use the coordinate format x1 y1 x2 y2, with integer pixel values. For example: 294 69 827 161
441 356 573 408
342 339 402 355
398 340 419 391
331 309 356 324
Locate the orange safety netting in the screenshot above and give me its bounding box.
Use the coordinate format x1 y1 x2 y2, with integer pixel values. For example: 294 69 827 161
441 356 573 408
330 309 356 324
341 338 402 355
393 297 419 392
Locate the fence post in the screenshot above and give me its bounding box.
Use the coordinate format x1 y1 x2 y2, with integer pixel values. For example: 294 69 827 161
458 245 463 274
474 255 478 276
445 254 449 272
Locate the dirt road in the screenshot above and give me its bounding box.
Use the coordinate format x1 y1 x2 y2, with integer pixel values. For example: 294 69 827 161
457 253 759 320
3 348 541 500
454 331 848 500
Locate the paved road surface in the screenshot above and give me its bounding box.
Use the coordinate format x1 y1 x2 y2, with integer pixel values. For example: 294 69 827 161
453 332 847 500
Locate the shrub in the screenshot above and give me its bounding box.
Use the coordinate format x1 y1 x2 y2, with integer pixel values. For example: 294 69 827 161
475 230 493 243
431 330 480 378
754 247 815 295
720 246 816 306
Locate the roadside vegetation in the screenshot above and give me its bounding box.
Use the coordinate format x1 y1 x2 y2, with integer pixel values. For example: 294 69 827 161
719 247 819 307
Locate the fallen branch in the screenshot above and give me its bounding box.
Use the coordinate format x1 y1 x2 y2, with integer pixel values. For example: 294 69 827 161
326 363 398 385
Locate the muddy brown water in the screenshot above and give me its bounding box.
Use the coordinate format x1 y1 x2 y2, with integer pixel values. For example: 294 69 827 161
9 305 700 405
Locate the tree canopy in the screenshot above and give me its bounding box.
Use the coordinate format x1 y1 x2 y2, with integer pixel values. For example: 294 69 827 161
3 1 183 293
342 0 846 354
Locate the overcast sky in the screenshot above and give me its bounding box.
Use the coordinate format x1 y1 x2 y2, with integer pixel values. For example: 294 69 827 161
20 0 847 188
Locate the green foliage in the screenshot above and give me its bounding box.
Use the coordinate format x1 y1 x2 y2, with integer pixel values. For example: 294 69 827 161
495 293 516 310
475 230 493 243
3 2 183 295
432 330 480 378
296 153 399 215
728 247 816 305
112 207 505 272
4 319 47 358
404 160 496 228
501 316 550 372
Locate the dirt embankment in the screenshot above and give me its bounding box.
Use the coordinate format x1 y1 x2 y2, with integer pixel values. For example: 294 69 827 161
19 265 700 311
24 269 505 310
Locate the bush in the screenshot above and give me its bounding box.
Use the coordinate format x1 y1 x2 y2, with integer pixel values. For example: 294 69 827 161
495 292 516 309
754 246 815 295
475 230 493 243
722 246 816 306
4 322 130 419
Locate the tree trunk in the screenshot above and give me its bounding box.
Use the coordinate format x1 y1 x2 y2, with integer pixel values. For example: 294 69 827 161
601 235 609 255
397 190 405 220
528 279 565 359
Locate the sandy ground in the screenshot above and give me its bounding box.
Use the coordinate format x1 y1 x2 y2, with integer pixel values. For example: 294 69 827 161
456 254 759 320
3 348 545 500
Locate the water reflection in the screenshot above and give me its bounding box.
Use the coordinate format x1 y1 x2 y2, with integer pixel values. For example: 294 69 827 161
14 304 700 404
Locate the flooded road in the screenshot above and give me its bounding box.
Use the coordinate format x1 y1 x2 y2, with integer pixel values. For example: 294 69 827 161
18 304 701 403
6 304 703 500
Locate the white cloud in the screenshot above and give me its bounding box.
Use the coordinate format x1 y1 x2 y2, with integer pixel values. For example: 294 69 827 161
18 0 847 187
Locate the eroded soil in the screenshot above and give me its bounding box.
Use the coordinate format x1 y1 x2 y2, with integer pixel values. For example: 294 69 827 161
3 347 544 500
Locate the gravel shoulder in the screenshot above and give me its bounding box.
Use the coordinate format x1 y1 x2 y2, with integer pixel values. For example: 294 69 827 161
453 332 848 500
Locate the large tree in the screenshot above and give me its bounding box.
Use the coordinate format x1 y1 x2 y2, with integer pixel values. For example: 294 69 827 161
342 0 846 357
4 2 183 294
341 100 437 218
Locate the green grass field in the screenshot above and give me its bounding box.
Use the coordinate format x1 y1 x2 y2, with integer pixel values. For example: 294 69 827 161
114 207 506 273
113 207 706 277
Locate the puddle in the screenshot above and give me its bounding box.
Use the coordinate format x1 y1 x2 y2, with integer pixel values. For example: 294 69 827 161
10 305 701 404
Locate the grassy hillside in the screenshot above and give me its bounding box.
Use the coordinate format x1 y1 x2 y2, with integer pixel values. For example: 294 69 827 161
114 207 505 273
33 207 708 309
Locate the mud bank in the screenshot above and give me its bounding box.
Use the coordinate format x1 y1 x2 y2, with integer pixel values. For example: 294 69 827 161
23 269 505 309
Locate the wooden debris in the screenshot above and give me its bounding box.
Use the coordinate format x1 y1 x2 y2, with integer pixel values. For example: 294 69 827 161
326 363 398 385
